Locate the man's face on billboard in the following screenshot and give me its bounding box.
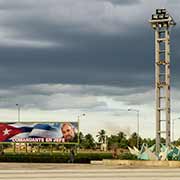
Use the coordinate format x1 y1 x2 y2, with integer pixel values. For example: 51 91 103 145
61 123 75 141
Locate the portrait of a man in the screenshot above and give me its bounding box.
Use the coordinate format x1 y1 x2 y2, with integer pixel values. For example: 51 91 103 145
61 122 77 142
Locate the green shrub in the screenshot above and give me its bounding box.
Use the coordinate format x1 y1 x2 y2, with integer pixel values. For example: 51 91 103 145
118 152 137 160
0 152 113 163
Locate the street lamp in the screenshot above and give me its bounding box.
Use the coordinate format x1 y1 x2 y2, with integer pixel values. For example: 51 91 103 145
172 117 180 142
16 104 20 122
77 114 86 123
77 114 86 132
128 108 140 149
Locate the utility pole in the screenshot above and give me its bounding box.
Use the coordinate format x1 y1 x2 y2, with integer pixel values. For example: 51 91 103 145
128 109 140 149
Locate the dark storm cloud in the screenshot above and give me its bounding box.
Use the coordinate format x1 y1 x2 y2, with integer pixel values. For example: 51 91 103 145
0 29 154 89
1 27 179 89
0 0 179 90
0 8 155 89
0 1 32 10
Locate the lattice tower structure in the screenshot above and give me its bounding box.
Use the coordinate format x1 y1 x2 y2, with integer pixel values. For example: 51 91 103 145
149 9 176 153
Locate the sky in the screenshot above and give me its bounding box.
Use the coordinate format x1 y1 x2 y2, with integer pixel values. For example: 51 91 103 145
0 0 180 139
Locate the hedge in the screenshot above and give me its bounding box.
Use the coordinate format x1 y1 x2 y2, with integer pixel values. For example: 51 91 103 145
0 152 113 163
118 152 137 160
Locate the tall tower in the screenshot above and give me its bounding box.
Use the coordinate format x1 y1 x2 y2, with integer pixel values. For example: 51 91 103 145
149 9 176 153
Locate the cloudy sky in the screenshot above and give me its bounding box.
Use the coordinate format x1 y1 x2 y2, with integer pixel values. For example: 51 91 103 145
0 0 180 139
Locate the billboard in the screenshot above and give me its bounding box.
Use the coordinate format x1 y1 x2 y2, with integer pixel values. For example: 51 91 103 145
0 122 79 143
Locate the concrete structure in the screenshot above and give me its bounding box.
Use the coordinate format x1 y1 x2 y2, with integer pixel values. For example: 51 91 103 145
149 9 176 153
99 159 180 168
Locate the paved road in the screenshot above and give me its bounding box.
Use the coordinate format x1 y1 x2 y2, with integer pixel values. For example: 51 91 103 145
0 163 180 180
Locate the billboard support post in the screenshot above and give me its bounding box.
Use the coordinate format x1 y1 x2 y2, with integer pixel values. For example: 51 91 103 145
50 144 53 154
25 143 27 153
13 143 16 153
38 144 40 153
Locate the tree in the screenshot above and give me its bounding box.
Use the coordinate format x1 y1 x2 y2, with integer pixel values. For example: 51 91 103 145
128 132 138 148
174 138 180 146
142 138 155 147
117 131 128 148
107 131 128 149
79 132 85 143
107 135 119 150
83 134 95 149
96 129 106 143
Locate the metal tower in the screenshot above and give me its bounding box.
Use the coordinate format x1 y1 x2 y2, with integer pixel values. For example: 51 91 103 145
149 9 176 153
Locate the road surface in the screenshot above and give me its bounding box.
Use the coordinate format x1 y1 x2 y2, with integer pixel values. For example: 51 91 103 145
0 163 180 180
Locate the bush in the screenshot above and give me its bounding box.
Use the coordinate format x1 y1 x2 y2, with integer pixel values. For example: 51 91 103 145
118 152 137 160
0 152 113 163
75 153 113 163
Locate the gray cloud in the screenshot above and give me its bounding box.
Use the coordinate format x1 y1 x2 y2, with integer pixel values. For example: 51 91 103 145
0 0 179 91
0 83 150 110
0 0 33 10
0 84 107 110
113 90 154 106
0 83 148 99
103 0 140 6
0 83 179 124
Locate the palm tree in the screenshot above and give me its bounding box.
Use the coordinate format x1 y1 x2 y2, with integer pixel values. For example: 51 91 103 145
117 132 126 141
96 129 106 143
117 131 128 148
